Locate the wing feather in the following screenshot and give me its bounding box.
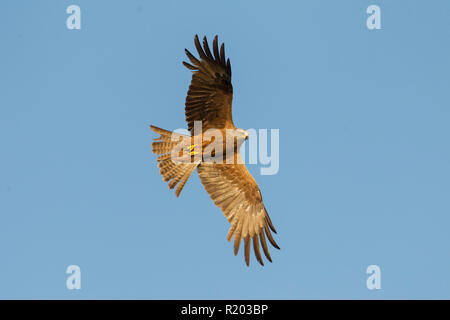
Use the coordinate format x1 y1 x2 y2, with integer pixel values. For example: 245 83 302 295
197 155 279 266
253 234 264 266
183 35 234 133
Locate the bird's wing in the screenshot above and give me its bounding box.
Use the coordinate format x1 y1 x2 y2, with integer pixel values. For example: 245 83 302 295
197 154 279 266
183 35 235 134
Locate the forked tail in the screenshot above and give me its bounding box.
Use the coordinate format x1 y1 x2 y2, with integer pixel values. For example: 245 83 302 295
150 125 199 197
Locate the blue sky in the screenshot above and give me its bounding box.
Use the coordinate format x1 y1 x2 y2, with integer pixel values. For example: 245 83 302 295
1 0 450 299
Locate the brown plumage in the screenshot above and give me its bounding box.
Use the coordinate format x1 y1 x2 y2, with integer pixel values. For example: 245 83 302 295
150 35 279 266
183 35 233 133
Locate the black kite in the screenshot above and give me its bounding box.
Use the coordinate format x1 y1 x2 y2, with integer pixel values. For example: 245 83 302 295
150 35 279 266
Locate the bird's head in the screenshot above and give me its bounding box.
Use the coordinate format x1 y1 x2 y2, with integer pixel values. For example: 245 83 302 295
236 128 249 141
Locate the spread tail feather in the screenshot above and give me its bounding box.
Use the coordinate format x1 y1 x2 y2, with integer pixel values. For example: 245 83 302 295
150 125 199 197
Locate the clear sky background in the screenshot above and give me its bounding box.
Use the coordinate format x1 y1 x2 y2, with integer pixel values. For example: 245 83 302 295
1 0 450 299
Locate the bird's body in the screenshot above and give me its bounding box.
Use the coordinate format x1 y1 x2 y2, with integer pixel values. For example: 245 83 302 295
150 35 279 266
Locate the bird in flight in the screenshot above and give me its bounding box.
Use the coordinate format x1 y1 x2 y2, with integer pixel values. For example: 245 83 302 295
150 35 279 266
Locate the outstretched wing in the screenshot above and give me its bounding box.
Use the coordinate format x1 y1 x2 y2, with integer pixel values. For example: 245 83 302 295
197 155 280 266
183 35 234 134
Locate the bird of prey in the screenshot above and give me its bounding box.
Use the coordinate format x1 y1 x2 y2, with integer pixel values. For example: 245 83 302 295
150 35 279 266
